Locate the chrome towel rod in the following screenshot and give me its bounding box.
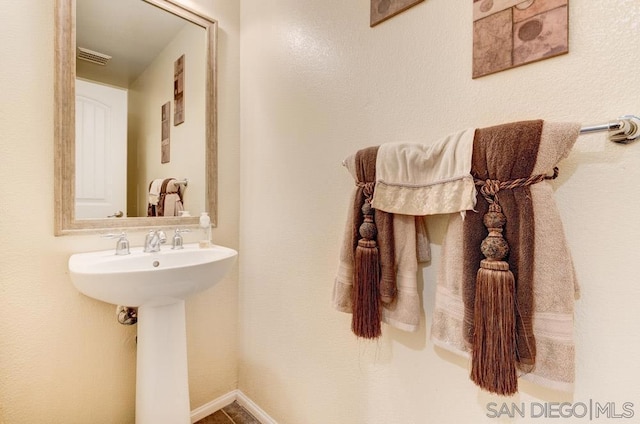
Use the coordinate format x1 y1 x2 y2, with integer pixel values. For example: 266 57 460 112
580 115 640 144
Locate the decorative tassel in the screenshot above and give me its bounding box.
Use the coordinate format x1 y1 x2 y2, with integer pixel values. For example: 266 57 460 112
470 203 518 396
351 200 382 339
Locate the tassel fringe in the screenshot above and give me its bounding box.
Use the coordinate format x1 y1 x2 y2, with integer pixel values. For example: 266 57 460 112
352 239 382 338
471 259 518 396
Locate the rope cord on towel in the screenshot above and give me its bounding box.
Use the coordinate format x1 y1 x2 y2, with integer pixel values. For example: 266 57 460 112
474 167 559 207
356 181 375 197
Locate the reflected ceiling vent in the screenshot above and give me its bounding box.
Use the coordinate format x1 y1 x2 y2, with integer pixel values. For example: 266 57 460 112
77 47 112 66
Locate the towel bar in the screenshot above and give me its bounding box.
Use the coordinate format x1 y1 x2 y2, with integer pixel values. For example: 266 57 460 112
339 116 640 167
580 115 640 144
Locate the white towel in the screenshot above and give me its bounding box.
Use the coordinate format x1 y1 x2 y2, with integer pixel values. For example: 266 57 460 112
148 179 164 206
371 128 477 216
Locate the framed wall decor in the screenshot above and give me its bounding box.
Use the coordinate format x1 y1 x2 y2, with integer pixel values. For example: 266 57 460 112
370 0 424 27
472 0 569 78
174 54 185 125
161 101 171 163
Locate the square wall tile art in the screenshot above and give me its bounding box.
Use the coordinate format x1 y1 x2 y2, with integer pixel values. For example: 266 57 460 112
371 0 424 26
473 0 569 78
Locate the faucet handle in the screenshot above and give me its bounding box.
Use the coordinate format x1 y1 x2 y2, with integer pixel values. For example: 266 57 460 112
102 232 130 255
172 228 189 250
115 234 130 256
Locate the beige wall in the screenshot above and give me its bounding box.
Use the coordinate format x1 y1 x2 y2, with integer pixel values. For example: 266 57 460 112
0 0 240 423
238 1 640 423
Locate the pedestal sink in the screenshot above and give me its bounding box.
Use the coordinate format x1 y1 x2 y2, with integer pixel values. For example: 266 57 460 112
68 243 237 424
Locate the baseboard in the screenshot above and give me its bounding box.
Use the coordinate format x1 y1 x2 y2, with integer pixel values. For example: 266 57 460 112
236 390 278 424
190 390 237 423
190 389 277 424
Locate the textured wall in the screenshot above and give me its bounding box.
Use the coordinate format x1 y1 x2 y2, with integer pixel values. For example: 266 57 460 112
238 1 640 423
0 0 240 422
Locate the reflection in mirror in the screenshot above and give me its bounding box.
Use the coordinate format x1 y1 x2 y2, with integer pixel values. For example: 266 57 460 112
76 0 206 219
54 0 217 234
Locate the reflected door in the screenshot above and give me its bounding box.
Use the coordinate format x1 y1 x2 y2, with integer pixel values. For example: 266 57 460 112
75 79 127 219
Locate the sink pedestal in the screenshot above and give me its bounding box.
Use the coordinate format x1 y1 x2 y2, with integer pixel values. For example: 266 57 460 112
136 301 190 424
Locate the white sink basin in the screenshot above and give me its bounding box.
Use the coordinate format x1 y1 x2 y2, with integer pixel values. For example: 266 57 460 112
69 243 237 307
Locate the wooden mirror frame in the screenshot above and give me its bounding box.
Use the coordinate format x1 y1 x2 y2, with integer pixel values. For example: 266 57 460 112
54 0 217 235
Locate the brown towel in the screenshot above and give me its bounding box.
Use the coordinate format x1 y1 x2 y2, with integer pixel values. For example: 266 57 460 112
431 121 581 392
462 120 543 374
351 147 396 337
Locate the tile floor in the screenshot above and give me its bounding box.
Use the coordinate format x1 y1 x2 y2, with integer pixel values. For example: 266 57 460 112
195 401 261 424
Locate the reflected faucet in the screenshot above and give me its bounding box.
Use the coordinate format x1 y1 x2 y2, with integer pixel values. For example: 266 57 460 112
143 230 167 253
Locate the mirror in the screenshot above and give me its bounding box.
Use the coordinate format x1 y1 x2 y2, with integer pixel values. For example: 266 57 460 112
54 0 218 234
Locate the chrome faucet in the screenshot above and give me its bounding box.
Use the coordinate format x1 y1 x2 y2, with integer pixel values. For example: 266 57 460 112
143 229 167 253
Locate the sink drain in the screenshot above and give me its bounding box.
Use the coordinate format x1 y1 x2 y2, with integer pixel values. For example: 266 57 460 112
152 260 160 267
